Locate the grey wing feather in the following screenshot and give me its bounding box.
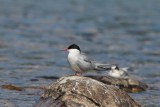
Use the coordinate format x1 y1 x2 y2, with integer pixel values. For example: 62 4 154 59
80 53 110 70
77 53 95 71
95 63 116 71
81 53 92 63
120 68 129 77
123 71 129 76
79 53 115 71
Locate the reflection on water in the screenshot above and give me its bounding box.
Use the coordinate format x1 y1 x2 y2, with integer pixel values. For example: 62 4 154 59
0 0 160 106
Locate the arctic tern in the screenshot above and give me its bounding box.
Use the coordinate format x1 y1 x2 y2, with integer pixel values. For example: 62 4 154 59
108 65 129 78
63 44 114 75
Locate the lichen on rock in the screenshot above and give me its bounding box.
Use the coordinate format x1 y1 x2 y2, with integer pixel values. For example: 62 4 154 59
35 76 141 107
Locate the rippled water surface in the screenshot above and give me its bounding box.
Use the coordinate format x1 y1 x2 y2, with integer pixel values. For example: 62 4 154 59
0 0 160 107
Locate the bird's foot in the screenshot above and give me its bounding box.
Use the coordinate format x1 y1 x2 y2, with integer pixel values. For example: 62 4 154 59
71 73 82 76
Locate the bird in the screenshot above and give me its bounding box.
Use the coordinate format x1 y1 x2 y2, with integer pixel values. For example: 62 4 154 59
63 44 114 76
108 65 129 78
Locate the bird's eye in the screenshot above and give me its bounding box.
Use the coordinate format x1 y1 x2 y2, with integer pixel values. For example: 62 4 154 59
115 66 119 70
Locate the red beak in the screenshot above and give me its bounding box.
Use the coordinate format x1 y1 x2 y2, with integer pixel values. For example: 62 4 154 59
61 48 68 51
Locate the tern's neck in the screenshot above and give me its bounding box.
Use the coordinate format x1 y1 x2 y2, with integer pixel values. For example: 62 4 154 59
68 49 81 55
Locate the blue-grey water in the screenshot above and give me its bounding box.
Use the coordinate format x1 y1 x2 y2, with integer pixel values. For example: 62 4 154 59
0 0 160 107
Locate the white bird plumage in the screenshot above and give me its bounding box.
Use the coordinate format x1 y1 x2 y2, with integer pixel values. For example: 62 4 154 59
108 65 129 78
64 44 114 75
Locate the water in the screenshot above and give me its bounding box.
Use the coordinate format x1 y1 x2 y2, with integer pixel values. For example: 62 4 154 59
0 0 160 107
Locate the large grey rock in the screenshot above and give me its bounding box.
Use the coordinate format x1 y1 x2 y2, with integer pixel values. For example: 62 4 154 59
35 76 141 107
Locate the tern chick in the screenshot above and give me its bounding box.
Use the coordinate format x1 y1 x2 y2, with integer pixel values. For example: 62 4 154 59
108 65 129 78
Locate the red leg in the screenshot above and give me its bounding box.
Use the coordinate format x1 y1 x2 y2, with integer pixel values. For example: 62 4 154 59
70 72 82 76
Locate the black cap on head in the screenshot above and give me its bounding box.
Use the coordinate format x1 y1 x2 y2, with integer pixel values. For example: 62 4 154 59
67 44 81 51
115 65 119 70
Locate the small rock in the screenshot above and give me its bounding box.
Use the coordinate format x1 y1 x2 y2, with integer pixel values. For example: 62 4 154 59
1 84 23 91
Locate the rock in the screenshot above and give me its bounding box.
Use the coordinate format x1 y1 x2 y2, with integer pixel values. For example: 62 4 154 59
34 76 141 107
86 75 148 93
1 84 23 91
